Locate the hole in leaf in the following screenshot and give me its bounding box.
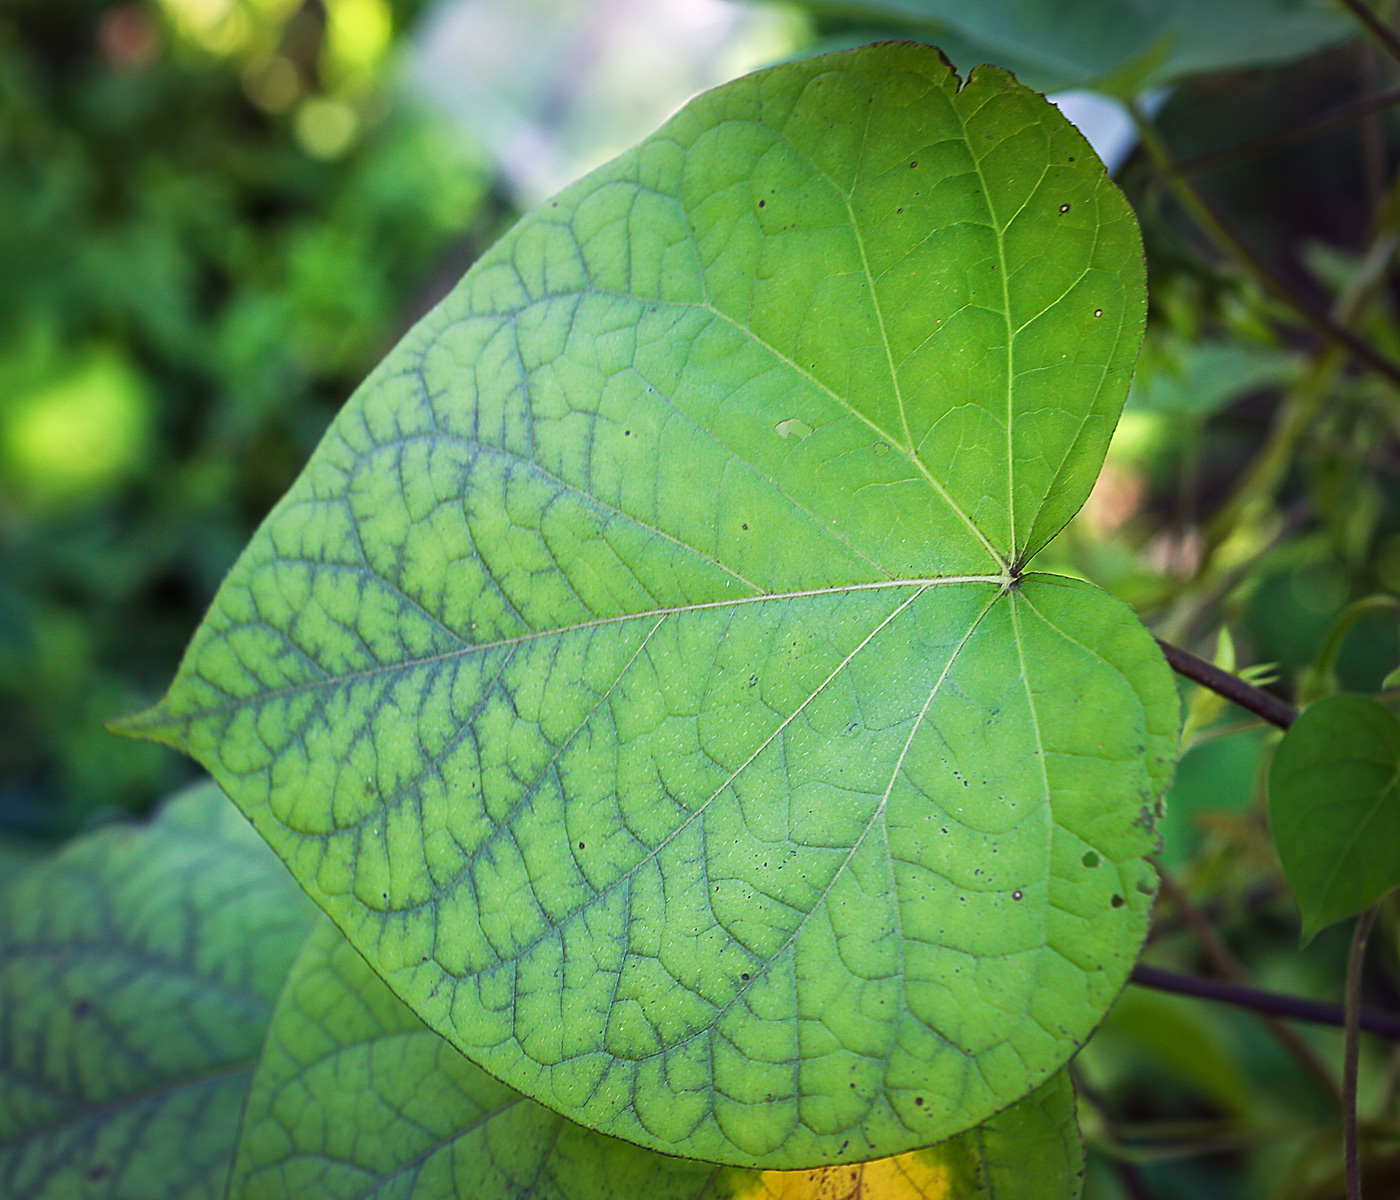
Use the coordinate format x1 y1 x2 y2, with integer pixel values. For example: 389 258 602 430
775 417 813 440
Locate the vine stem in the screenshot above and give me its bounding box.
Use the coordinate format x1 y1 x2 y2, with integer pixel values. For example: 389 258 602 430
1154 869 1344 1109
1175 84 1400 176
1346 905 1380 1200
1338 0 1400 66
1155 637 1298 729
1131 965 1400 1038
1127 101 1400 390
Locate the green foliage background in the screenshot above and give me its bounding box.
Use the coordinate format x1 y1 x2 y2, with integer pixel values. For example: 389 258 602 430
0 0 497 833
7 1 1400 1198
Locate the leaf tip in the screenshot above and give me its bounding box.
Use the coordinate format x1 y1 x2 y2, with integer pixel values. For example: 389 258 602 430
107 698 186 751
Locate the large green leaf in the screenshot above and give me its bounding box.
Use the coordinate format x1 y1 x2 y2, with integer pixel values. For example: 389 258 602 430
1269 694 1400 943
232 916 1082 1200
122 44 1177 1166
787 1 1348 93
0 780 314 1200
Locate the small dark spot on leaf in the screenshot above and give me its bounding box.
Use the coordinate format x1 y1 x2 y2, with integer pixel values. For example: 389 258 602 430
1059 203 1070 213
910 160 918 168
897 207 903 214
1083 851 1100 868
578 842 585 850
758 199 765 208
1069 155 1076 161
72 999 92 1019
87 1164 110 1181
1012 890 1023 900
741 523 749 530
742 972 750 981
1111 894 1125 908
914 1096 924 1106
624 429 631 436
1094 309 1103 317
765 1093 774 1103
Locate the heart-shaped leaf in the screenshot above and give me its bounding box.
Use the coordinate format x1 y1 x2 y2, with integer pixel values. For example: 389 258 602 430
121 44 1177 1166
1268 693 1400 943
0 781 314 1200
231 916 1083 1200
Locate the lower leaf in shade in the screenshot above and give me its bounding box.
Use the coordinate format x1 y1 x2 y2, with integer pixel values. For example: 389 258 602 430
230 916 1083 1200
0 780 315 1200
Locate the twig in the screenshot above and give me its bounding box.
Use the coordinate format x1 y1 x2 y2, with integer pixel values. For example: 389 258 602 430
1073 1071 1160 1200
1176 85 1400 176
1131 964 1400 1039
1152 870 1346 1108
1346 905 1381 1200
1156 638 1298 729
1128 102 1400 391
1338 0 1400 66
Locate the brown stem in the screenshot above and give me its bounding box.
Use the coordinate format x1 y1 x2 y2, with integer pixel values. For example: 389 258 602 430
1129 102 1400 391
1176 85 1400 176
1156 869 1344 1109
1131 964 1400 1038
1338 0 1400 66
1346 905 1381 1200
1155 638 1298 729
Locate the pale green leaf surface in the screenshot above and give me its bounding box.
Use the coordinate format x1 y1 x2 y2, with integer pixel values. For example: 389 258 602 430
1269 694 1400 943
124 45 1176 1166
0 780 314 1200
786 1 1347 92
232 917 1081 1200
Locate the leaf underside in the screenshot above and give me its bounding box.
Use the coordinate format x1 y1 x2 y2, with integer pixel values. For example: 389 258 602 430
232 916 1082 1200
791 0 1347 92
1269 694 1400 943
0 782 313 1200
124 44 1177 1166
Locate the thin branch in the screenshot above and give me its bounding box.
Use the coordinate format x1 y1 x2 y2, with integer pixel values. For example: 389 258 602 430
1177 84 1400 176
1131 964 1400 1038
1154 869 1344 1108
1129 102 1400 391
1338 0 1400 66
1156 638 1298 729
1346 905 1381 1200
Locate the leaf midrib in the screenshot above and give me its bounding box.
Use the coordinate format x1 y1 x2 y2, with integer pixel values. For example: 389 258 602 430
151 576 1009 727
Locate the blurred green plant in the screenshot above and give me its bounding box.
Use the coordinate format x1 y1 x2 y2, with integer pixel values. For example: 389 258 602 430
0 0 496 833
